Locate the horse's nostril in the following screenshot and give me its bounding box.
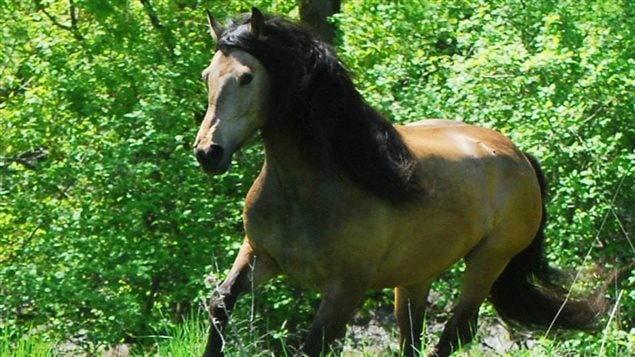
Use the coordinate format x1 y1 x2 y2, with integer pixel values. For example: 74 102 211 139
194 145 225 166
208 145 224 162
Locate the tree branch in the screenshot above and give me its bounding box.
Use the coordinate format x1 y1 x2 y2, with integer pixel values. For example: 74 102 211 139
69 0 79 30
34 0 84 41
139 0 162 29
139 0 176 57
0 157 38 171
0 148 48 171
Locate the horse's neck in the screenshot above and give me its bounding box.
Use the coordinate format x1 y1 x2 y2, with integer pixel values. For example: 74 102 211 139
260 121 332 192
262 128 310 180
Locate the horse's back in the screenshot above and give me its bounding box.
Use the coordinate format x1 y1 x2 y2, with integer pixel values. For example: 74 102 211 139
405 118 469 127
398 119 539 210
399 120 522 161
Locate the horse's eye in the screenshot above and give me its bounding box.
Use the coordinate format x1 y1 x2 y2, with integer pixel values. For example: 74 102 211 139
238 73 253 86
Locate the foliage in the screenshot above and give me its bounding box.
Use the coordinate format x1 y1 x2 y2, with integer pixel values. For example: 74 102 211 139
1 0 633 354
0 0 303 353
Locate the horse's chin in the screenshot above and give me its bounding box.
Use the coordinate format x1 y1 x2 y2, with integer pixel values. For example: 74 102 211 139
202 166 229 176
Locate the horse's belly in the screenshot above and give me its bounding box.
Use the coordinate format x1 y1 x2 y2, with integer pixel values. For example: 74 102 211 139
369 209 486 288
246 196 399 290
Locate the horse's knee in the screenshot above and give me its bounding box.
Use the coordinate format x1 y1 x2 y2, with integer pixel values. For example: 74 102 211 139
209 287 235 323
204 290 235 357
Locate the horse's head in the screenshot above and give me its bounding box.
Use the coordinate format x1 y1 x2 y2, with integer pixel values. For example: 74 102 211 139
193 8 270 175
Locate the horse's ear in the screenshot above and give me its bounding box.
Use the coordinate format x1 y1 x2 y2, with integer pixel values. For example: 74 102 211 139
249 7 264 38
206 10 225 42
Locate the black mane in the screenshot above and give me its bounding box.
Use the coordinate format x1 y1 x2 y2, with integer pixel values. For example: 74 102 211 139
216 14 423 204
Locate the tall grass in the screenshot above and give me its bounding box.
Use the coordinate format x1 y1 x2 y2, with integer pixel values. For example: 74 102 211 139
0 327 52 357
152 316 207 357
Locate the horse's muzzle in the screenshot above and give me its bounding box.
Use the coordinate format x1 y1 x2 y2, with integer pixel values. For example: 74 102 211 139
194 144 228 175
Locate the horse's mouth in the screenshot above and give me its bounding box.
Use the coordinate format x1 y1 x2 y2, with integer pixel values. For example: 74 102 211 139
202 164 229 175
198 156 231 175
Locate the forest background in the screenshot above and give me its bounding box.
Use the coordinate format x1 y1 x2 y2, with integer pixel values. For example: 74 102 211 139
1 0 633 355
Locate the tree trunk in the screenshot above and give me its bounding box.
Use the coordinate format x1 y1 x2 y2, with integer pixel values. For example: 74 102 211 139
299 0 341 45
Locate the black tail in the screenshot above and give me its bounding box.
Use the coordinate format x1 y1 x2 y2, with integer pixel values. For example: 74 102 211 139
489 153 604 331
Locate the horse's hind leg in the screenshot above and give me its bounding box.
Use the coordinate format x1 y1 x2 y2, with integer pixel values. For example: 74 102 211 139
432 245 512 357
395 281 433 357
203 241 279 357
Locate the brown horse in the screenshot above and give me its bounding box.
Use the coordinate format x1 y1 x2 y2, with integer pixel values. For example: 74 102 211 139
193 8 601 357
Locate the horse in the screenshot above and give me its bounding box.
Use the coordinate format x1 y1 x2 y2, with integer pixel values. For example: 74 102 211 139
193 8 602 357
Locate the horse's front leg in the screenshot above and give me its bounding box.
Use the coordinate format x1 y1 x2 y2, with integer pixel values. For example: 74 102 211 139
203 240 278 357
395 280 433 357
301 282 366 357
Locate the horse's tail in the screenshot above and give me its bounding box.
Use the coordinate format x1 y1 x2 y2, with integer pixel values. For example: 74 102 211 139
488 153 604 331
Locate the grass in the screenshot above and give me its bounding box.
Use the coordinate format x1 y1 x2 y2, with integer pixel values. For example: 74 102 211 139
149 307 634 357
153 317 207 357
1 306 633 356
0 327 53 357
